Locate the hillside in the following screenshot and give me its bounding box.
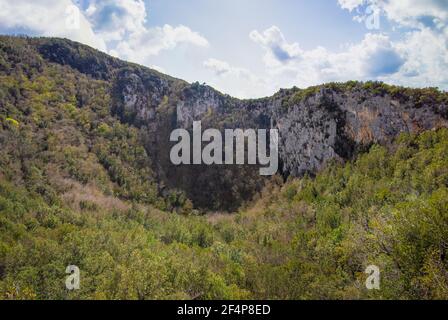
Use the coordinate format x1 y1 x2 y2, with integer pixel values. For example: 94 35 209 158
0 35 448 299
2 36 447 211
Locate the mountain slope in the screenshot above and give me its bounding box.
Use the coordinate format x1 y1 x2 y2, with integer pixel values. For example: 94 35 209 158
2 36 447 211
1 121 448 299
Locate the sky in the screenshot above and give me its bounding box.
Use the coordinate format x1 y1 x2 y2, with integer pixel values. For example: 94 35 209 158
0 0 447 98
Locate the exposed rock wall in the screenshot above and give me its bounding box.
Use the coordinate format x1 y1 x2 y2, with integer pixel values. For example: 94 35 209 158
28 37 448 210
113 76 448 209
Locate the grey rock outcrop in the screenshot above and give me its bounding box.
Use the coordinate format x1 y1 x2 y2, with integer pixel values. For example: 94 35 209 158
113 77 448 210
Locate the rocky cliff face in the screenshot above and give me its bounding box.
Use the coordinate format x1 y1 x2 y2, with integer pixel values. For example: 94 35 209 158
13 37 448 210
167 82 448 178
144 82 447 210
271 87 448 176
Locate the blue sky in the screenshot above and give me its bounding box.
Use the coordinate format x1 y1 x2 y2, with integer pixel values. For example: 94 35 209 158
0 0 447 98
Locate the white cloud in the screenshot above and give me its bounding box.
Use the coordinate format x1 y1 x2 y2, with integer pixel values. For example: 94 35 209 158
334 0 448 90
82 0 209 66
338 0 448 29
109 24 209 65
203 58 272 98
382 0 448 28
249 26 406 88
204 58 235 76
0 0 209 68
249 26 302 67
392 27 448 89
337 0 365 11
203 58 253 78
0 0 106 50
246 1 448 92
84 0 147 42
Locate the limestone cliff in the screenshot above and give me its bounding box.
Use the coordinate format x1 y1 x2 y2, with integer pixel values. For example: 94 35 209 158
12 37 448 210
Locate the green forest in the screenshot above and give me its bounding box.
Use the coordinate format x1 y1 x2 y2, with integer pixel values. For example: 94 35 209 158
1 36 448 300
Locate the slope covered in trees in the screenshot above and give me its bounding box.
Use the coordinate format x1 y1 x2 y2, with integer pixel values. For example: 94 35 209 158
1 126 447 299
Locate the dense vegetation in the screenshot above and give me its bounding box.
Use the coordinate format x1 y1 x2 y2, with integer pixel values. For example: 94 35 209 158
1 36 447 300
1 120 448 299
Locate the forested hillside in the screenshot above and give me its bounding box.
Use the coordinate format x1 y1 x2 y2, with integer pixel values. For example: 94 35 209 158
1 127 447 299
0 36 447 299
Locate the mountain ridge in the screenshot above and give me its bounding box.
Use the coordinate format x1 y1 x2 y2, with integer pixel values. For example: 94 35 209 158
1 35 448 210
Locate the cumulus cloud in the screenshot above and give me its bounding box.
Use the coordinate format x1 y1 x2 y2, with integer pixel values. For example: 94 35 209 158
0 0 106 50
337 0 365 11
338 0 448 29
249 26 406 88
109 24 209 65
334 0 448 89
382 0 448 29
0 0 209 67
82 0 209 65
356 33 405 77
204 58 235 76
246 1 448 92
203 58 255 79
249 26 302 67
203 58 272 98
392 27 448 89
84 0 147 42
